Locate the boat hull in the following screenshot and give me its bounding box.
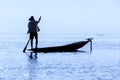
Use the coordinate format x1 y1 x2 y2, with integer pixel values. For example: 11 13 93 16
28 39 91 53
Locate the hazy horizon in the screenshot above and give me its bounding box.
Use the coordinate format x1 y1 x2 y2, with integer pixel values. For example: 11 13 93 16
0 0 120 34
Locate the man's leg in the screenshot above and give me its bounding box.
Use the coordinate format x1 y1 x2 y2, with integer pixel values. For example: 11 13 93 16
35 32 38 48
31 39 33 49
30 33 34 49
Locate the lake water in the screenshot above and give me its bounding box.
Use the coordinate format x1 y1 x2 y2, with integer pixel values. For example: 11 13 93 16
0 33 120 80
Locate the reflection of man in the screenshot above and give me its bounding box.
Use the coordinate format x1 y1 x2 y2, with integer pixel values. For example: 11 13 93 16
27 16 41 49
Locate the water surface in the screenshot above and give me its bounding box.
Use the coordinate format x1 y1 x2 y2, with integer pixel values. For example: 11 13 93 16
0 33 120 80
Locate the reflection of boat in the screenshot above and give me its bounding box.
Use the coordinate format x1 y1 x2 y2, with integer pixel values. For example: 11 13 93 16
28 38 93 53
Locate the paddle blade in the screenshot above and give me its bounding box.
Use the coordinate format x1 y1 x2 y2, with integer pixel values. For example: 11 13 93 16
23 46 27 53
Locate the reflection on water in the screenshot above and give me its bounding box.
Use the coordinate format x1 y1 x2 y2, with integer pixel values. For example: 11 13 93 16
29 52 38 59
26 56 39 80
0 34 120 79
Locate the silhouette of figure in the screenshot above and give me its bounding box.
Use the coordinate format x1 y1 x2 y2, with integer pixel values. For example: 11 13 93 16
27 16 41 49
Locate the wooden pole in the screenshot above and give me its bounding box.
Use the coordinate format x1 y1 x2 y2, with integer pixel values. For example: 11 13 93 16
90 40 92 52
23 39 30 52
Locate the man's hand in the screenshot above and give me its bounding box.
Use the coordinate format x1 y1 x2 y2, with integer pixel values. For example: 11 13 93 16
39 16 41 21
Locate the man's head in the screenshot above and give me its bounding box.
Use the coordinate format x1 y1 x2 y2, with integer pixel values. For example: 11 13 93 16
29 16 35 21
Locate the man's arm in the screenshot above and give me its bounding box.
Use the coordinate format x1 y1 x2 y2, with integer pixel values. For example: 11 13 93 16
38 16 41 23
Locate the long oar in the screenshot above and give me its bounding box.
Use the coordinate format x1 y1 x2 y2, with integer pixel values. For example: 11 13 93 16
23 39 30 52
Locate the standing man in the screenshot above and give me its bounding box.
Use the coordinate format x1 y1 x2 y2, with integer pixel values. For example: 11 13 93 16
27 16 41 49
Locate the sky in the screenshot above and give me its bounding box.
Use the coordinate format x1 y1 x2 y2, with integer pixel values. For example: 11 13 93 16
0 0 120 34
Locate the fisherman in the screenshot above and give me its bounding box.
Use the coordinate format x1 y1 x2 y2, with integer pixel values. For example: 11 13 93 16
27 16 41 49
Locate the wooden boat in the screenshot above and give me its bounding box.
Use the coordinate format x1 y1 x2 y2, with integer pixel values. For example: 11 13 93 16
28 38 93 53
